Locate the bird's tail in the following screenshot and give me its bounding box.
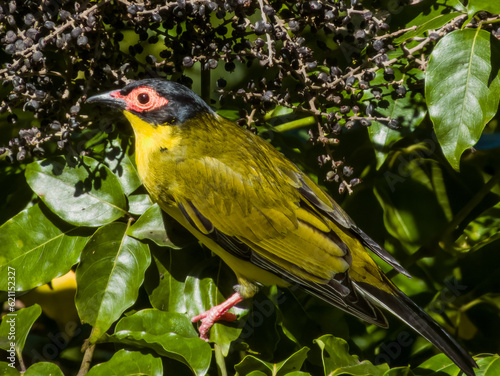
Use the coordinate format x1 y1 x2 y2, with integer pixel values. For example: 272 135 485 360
356 277 477 376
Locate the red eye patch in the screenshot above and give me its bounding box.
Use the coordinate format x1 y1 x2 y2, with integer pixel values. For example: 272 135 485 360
111 86 168 113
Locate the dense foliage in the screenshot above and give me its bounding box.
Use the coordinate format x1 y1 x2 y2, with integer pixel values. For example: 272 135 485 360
1 0 500 375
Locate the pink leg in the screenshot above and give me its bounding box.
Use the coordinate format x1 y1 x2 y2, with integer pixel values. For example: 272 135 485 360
191 292 243 341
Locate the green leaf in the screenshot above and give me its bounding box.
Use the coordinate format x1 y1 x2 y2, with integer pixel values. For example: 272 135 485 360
103 139 142 196
110 309 211 376
382 367 414 376
75 222 151 342
364 68 426 168
453 203 500 253
86 349 162 376
475 355 500 376
25 156 127 226
467 0 500 17
394 13 460 45
24 362 64 376
144 246 203 313
374 159 450 251
314 335 389 376
235 347 309 376
0 362 19 375
0 304 41 352
389 0 465 31
127 204 179 248
0 204 90 291
128 193 153 215
426 29 500 170
416 353 462 375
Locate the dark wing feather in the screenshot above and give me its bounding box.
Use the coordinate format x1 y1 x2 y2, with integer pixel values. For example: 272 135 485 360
177 198 390 328
358 277 478 375
296 174 412 278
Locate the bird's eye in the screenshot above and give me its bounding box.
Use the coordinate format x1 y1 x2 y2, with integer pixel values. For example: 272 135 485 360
138 93 149 104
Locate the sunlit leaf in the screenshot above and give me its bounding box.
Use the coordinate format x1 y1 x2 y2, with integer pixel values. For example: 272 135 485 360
24 362 64 376
127 204 179 248
103 139 142 196
426 29 500 170
86 349 162 376
235 347 309 376
110 309 210 376
75 222 150 342
315 335 389 375
25 156 127 226
467 0 500 17
0 305 41 352
0 204 90 291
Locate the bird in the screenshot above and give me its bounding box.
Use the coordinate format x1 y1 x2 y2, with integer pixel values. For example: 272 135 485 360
87 78 477 375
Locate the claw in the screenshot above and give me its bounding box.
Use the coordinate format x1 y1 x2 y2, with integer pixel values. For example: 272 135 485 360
191 292 243 341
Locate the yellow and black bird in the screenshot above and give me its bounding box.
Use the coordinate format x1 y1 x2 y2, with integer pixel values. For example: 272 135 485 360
87 79 477 375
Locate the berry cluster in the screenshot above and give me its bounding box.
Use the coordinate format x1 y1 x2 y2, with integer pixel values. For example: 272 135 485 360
1 0 496 192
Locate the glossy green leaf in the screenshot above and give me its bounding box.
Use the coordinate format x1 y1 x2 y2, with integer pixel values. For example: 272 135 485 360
394 13 460 45
25 156 127 226
24 362 64 376
0 304 41 352
453 203 500 253
127 204 179 248
416 353 462 375
127 193 153 215
86 349 162 376
315 335 389 376
103 139 142 196
374 159 450 251
474 355 500 375
185 257 247 355
364 69 426 168
110 309 211 376
0 204 90 291
144 246 203 313
467 0 500 17
390 0 465 31
382 367 414 376
0 362 19 375
426 29 500 170
235 347 309 376
75 222 151 342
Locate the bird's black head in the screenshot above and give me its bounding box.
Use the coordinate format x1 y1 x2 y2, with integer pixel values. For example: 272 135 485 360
86 79 213 126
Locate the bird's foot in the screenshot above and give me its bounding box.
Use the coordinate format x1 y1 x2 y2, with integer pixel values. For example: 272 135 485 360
191 292 243 341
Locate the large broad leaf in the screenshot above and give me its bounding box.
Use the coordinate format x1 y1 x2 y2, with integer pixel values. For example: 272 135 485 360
374 159 451 252
426 29 500 170
467 0 500 17
314 335 389 376
0 304 41 352
25 156 127 226
103 139 142 196
24 362 64 376
144 246 201 313
75 222 151 343
86 349 162 376
110 309 211 376
0 204 90 291
235 347 309 376
0 362 19 375
127 204 179 248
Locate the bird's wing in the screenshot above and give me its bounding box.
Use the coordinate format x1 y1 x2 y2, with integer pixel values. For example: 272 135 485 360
169 143 400 327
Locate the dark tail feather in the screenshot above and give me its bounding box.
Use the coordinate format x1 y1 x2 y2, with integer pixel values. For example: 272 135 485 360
356 280 478 376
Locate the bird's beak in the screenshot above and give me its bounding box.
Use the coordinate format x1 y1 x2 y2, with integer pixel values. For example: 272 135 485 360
86 90 126 110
